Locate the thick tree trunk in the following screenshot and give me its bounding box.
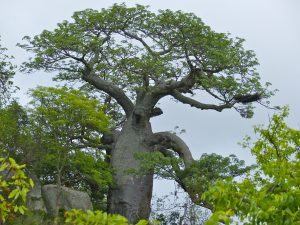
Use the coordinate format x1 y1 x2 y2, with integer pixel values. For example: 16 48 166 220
108 112 153 223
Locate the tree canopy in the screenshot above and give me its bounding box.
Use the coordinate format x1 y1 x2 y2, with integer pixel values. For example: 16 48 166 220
19 3 273 118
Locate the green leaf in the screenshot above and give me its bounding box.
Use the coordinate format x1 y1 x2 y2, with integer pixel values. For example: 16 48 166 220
8 188 20 199
136 219 149 225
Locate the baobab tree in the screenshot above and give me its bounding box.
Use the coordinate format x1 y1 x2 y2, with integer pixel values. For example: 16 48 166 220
19 4 273 223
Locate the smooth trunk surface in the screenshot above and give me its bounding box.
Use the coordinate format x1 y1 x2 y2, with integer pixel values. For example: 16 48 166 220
108 115 153 223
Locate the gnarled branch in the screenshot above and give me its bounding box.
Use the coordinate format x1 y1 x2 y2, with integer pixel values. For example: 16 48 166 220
151 133 213 210
171 90 234 112
151 68 202 99
82 72 134 116
150 107 163 117
149 131 194 166
121 30 175 56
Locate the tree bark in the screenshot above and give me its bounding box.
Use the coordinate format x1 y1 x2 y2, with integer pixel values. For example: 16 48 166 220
108 110 153 223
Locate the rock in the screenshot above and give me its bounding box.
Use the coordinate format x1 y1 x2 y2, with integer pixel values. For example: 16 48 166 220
42 184 93 215
27 177 46 212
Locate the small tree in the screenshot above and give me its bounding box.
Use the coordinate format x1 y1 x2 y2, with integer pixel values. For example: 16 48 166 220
19 4 274 222
0 101 32 162
28 86 112 221
203 107 300 224
0 38 16 107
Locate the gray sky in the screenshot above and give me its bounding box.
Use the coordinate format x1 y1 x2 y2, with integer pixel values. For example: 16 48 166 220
1 0 300 195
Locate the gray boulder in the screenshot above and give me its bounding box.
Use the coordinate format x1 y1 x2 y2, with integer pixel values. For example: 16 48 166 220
41 184 93 215
27 178 46 212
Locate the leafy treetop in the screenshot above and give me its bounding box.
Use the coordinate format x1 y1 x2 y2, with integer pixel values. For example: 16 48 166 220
19 4 273 118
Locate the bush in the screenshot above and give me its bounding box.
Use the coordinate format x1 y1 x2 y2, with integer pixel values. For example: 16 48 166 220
65 209 151 225
0 158 33 223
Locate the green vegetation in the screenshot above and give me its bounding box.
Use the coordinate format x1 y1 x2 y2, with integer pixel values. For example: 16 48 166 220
28 86 112 210
17 4 274 222
0 158 33 223
203 107 300 224
1 3 298 225
65 210 151 225
0 37 16 107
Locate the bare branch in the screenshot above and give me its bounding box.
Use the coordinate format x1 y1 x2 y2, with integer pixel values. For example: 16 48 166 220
171 90 234 112
121 30 175 56
201 85 225 102
82 71 134 116
150 107 163 117
149 131 194 166
121 30 155 54
151 68 202 99
101 130 121 146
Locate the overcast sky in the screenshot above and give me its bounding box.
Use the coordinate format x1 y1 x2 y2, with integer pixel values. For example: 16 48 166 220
1 0 300 196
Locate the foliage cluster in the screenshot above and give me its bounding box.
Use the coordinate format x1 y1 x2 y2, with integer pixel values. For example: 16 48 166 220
29 86 112 208
0 37 16 107
132 150 252 205
203 107 300 224
0 158 33 223
0 87 113 211
64 209 151 225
